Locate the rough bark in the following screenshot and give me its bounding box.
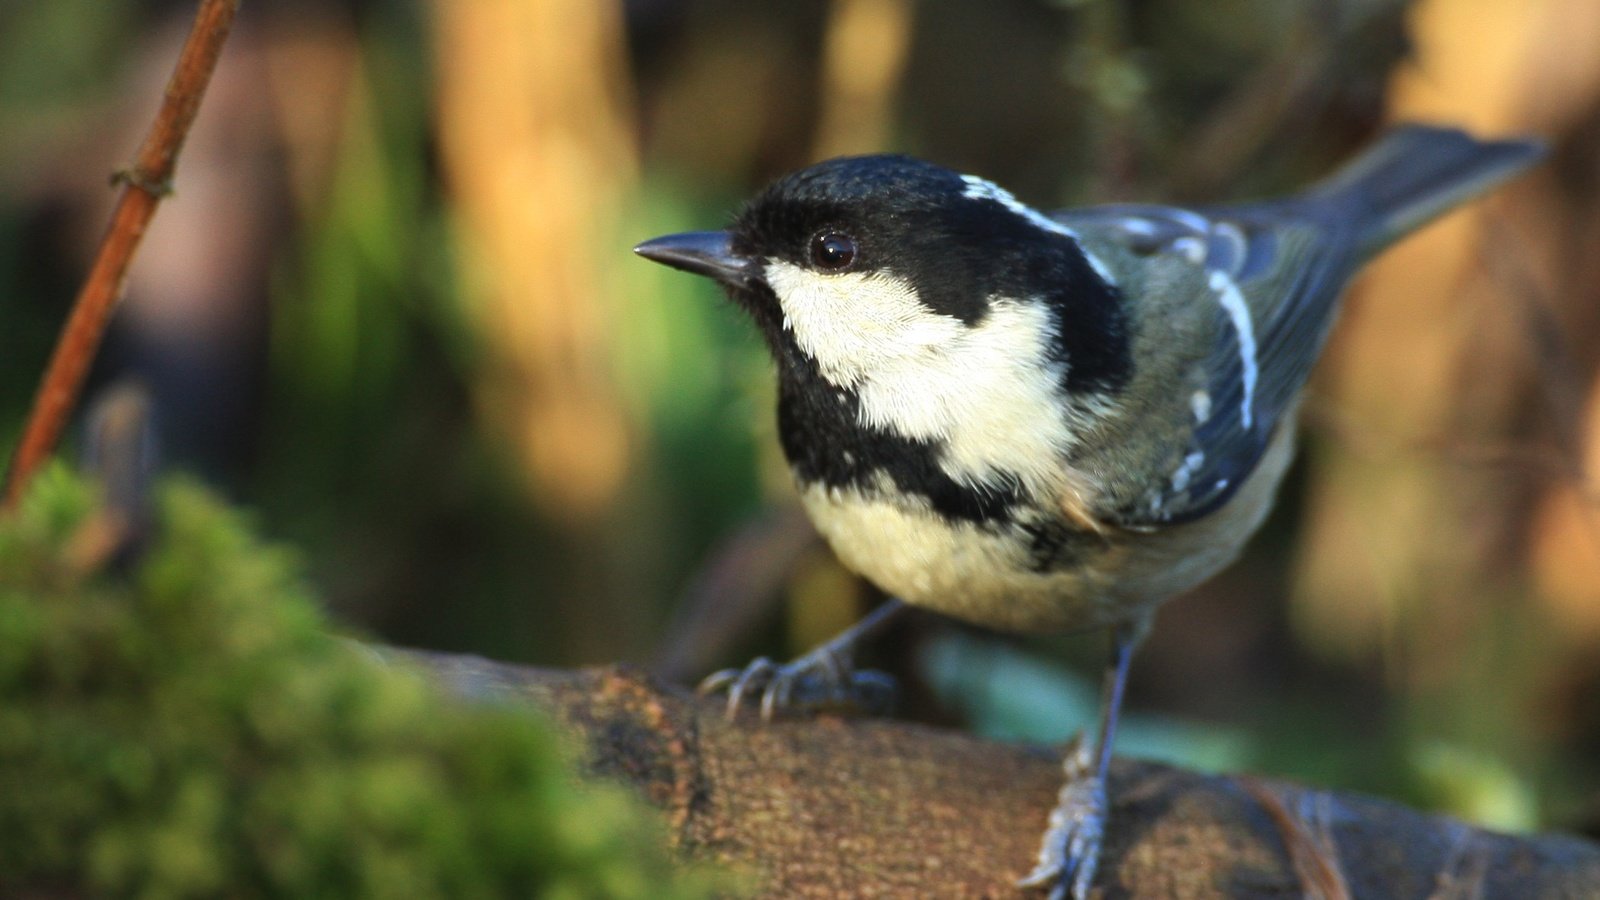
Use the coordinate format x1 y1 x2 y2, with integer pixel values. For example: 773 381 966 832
407 651 1600 899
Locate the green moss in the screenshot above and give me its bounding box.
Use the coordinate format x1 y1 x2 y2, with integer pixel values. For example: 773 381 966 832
0 466 718 898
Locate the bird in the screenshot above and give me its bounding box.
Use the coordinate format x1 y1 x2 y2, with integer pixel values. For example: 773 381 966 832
634 124 1543 899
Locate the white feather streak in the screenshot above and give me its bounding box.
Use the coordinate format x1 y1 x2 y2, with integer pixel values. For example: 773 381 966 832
1207 270 1258 428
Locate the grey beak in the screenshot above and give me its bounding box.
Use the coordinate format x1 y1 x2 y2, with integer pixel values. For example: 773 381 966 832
633 231 755 285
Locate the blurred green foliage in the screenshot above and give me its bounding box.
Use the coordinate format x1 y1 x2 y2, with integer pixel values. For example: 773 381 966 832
0 1 135 135
0 466 718 897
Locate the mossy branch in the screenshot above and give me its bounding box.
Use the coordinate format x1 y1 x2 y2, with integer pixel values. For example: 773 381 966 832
407 653 1600 899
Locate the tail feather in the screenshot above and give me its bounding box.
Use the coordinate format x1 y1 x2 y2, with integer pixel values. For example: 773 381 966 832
1305 124 1545 258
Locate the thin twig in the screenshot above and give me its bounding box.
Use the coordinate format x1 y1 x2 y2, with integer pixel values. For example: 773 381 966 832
1 0 241 510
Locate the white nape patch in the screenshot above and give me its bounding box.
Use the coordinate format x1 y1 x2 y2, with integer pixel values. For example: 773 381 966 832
764 258 1080 493
1207 270 1258 429
959 175 1075 238
959 174 1117 286
1170 450 1205 493
1190 390 1212 423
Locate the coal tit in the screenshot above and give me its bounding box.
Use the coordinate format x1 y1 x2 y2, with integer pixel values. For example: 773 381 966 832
635 125 1542 899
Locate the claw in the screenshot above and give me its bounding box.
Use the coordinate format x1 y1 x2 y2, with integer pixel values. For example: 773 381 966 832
1019 764 1106 900
1021 622 1146 900
695 668 737 695
726 657 775 718
761 667 792 721
698 647 895 720
698 601 906 720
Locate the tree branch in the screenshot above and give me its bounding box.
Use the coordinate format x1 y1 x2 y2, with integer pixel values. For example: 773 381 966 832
2 0 241 510
405 651 1600 899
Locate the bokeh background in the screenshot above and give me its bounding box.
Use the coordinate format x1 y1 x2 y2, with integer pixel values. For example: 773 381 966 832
2 0 1598 838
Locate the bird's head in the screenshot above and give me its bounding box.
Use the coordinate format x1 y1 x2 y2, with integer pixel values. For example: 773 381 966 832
636 155 1126 396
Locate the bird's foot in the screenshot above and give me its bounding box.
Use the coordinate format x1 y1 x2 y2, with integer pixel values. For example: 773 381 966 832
698 645 896 721
1019 738 1106 900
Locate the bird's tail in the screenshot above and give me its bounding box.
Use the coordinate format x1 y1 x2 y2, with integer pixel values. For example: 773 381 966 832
1303 124 1545 259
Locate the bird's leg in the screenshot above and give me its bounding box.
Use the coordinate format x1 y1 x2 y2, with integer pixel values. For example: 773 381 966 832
1020 618 1148 900
699 599 905 720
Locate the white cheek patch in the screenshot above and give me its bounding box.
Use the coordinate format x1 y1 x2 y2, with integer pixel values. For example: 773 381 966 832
765 260 963 389
896 299 1081 490
855 299 1081 492
768 255 1082 494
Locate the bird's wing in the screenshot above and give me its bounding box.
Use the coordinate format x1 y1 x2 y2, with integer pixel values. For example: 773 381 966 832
1053 126 1541 527
1056 202 1356 526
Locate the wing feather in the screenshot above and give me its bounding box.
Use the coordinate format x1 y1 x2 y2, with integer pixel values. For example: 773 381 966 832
1056 203 1355 525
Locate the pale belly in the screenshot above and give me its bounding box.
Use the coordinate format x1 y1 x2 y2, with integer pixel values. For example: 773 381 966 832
792 425 1296 635
796 482 1125 633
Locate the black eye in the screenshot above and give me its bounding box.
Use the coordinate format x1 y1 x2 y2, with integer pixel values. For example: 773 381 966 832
810 231 857 271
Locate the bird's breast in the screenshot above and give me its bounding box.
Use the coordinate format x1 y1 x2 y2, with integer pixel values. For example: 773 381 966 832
794 475 1124 633
791 419 1298 634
